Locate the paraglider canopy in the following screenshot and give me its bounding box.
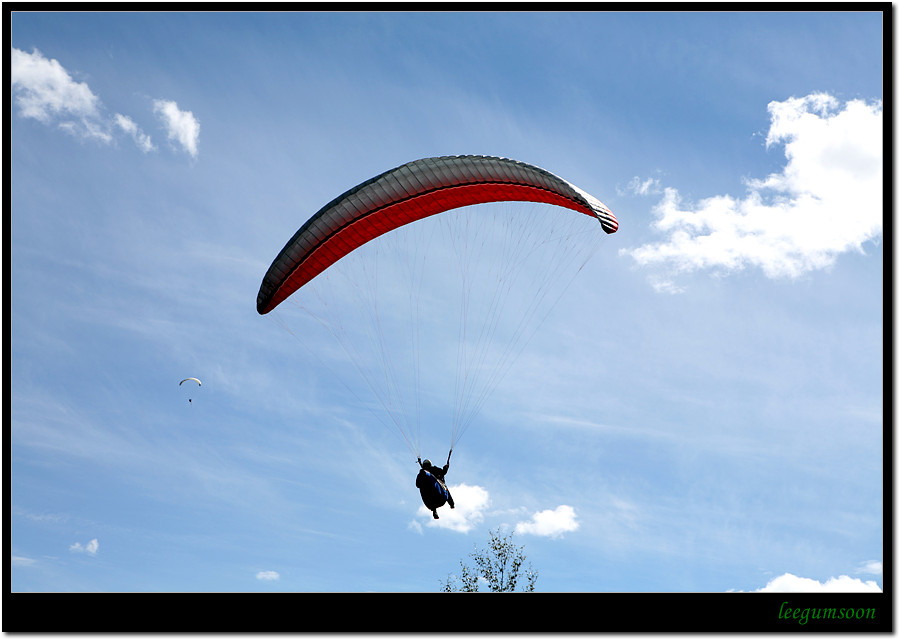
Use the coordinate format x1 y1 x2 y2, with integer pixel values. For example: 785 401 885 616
257 155 617 315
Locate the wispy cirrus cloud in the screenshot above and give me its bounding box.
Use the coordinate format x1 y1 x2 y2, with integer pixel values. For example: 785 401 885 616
69 538 99 555
256 570 280 581
114 113 155 153
11 47 198 158
855 560 883 576
619 175 663 197
622 93 883 293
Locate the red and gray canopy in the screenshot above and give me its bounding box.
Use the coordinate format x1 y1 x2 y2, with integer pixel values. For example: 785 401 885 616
257 155 617 315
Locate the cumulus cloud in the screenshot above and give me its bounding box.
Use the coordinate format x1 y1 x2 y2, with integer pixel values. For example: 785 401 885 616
756 572 882 593
515 504 579 538
256 570 280 581
153 99 200 158
69 538 99 555
11 47 111 143
414 483 490 533
11 47 199 158
621 93 883 292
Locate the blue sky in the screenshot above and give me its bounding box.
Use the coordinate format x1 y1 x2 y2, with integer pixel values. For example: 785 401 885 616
9 10 884 598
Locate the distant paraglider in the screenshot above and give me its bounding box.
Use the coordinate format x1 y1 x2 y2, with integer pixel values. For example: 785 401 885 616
179 377 202 404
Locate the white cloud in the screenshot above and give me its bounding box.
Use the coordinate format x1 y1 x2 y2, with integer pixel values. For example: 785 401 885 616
11 47 111 143
621 93 883 289
11 47 199 157
414 483 490 533
69 538 99 555
514 504 579 538
256 570 280 581
114 113 155 153
856 560 882 575
12 555 37 567
757 572 881 592
153 99 200 158
647 275 687 295
620 175 662 197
